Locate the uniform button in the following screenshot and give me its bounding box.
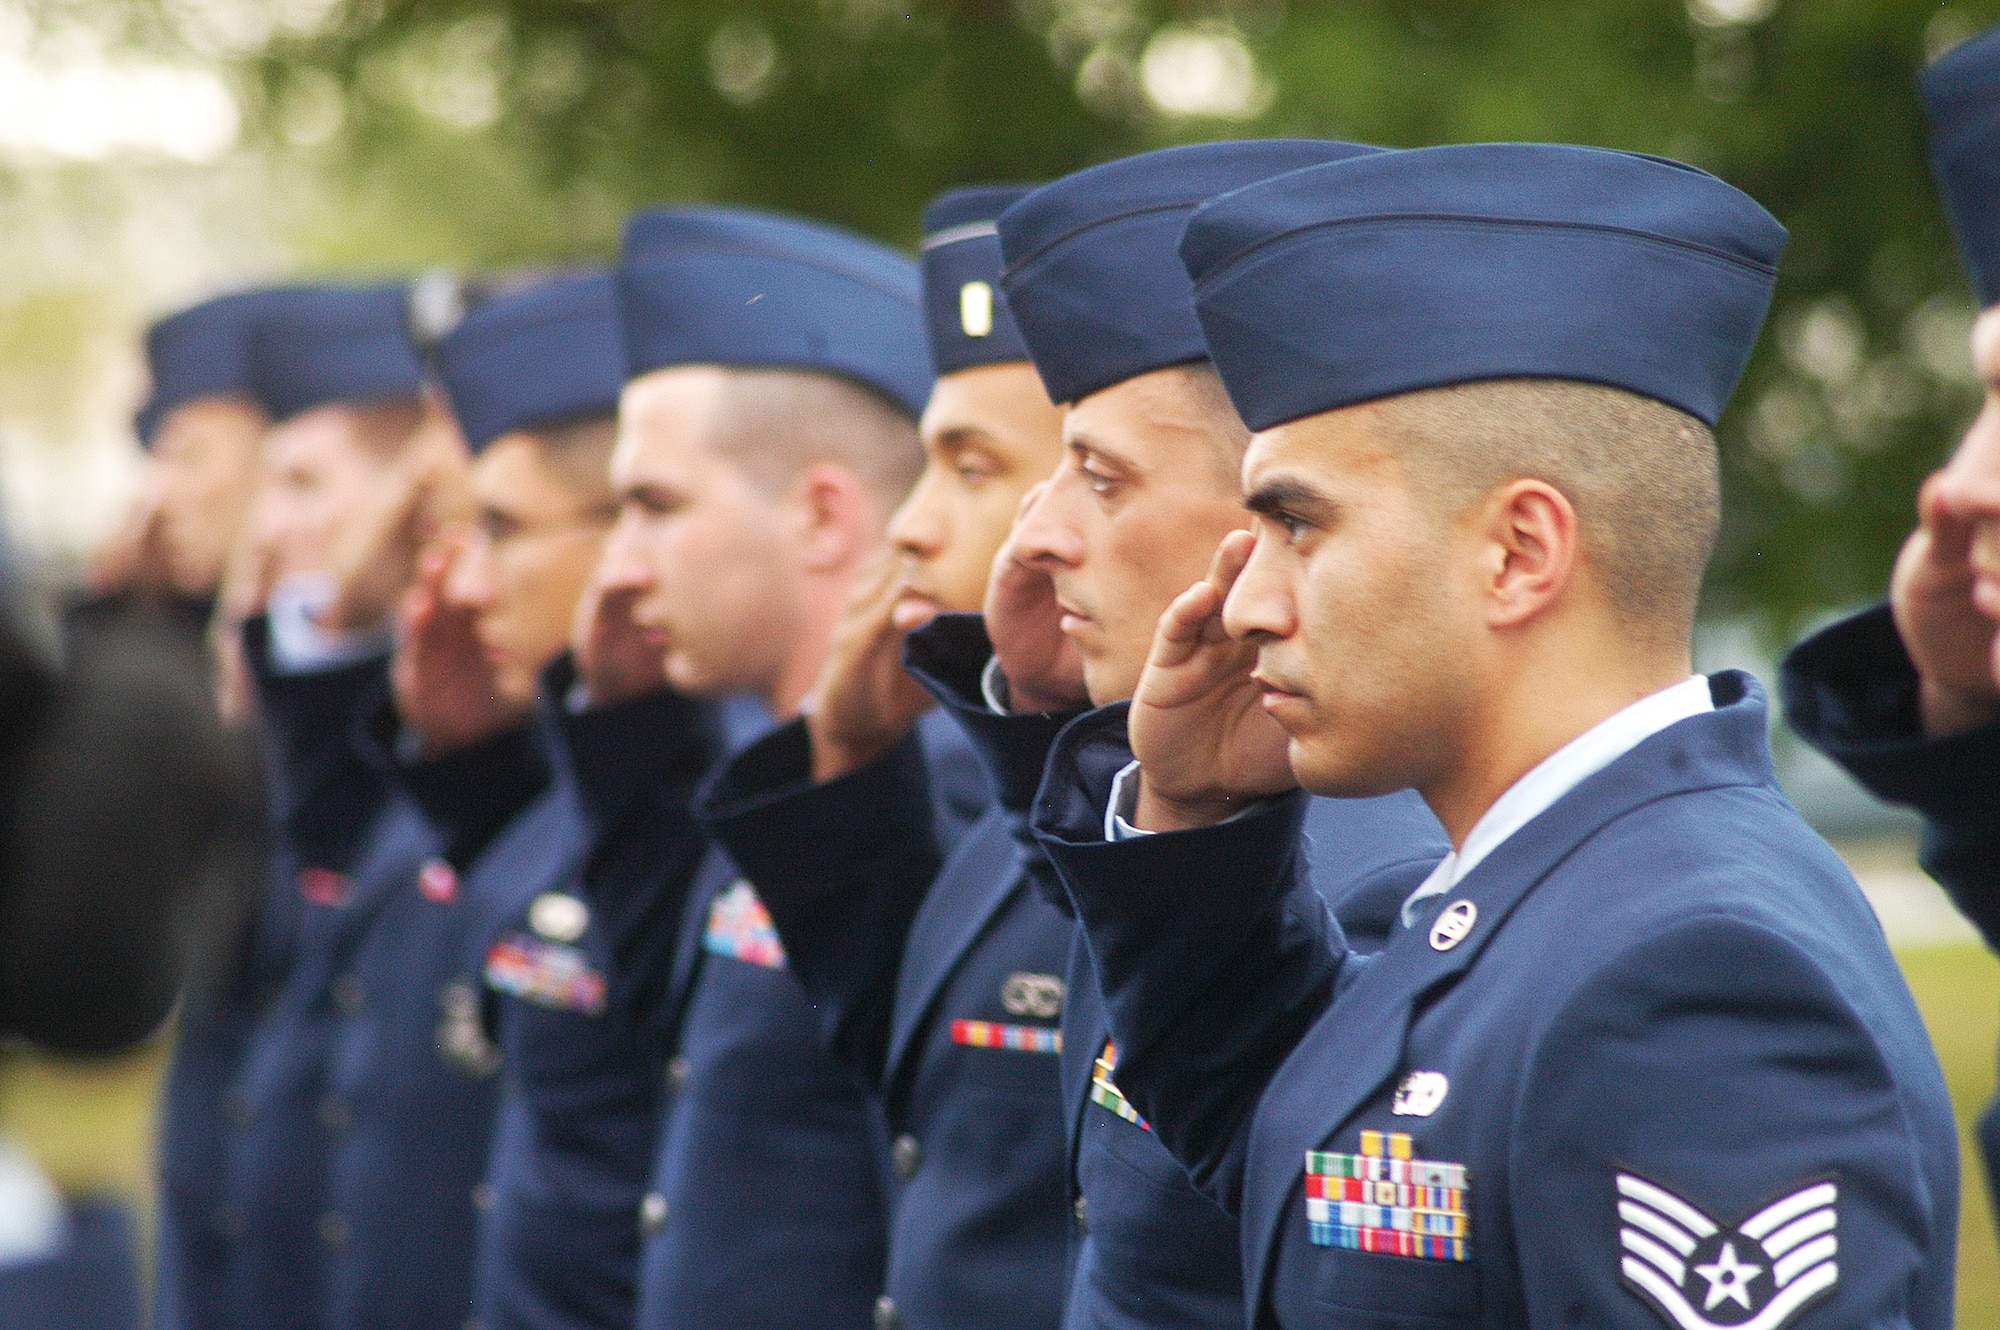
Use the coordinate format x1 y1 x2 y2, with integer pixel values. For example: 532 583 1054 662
639 1191 667 1236
330 973 365 1014
317 1095 352 1135
471 1183 495 1213
667 1056 690 1094
891 1134 922 1178
873 1294 899 1330
1073 1196 1089 1233
318 1211 350 1249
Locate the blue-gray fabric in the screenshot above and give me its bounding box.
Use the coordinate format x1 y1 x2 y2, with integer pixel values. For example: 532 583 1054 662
616 206 931 416
1921 26 2000 306
1181 142 1785 430
995 141 1378 405
435 271 626 451
247 284 425 422
137 287 312 445
921 185 1036 375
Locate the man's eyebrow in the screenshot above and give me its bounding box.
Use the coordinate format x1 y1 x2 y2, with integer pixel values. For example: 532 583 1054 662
1244 476 1328 516
1066 430 1136 472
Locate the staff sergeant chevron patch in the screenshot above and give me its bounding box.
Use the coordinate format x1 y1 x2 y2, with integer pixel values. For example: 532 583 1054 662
1616 1171 1838 1330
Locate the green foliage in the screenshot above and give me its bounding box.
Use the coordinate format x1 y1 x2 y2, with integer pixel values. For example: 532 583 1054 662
168 0 2000 634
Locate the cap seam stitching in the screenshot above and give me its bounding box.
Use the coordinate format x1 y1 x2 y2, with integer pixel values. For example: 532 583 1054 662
999 199 1209 285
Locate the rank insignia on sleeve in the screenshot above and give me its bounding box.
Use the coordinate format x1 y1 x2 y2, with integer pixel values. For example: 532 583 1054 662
485 934 607 1016
1617 1171 1837 1330
951 1019 1061 1054
1089 1040 1150 1130
702 880 787 969
1304 1131 1470 1260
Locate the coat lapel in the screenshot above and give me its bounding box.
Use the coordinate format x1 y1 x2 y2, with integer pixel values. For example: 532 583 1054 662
883 810 1024 1082
1241 674 1775 1312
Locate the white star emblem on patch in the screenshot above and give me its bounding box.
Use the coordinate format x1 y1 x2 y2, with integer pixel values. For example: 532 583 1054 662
1616 1171 1838 1330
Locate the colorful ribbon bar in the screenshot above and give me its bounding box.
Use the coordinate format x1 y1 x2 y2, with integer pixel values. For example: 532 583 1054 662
951 1019 1061 1054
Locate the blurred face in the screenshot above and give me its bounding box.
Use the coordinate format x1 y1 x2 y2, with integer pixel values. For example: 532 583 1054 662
249 404 392 583
444 432 614 708
888 362 1064 625
1935 307 2000 621
148 394 267 595
1009 367 1254 703
1224 405 1480 798
599 366 798 699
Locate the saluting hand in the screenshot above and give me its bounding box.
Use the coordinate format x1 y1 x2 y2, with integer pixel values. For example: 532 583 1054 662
804 548 936 782
321 424 473 635
1891 470 2000 737
570 566 666 709
983 484 1087 714
1129 530 1297 832
392 534 518 756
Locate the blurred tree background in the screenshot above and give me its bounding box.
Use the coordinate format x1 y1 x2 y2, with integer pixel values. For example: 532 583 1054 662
1 0 1998 645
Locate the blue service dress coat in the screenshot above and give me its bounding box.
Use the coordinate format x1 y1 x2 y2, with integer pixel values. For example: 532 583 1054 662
155 619 364 1330
1783 602 2000 1193
471 665 722 1330
695 614 1077 1330
220 628 548 1330
0 1195 144 1330
626 706 985 1330
1035 673 1959 1330
700 614 1445 1330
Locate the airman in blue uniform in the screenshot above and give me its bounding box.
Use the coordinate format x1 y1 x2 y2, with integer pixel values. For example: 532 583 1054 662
690 185 1078 1330
214 282 510 1329
135 284 300 1330
597 206 984 1330
401 268 725 1330
1784 23 2000 1207
1032 142 1959 1330
978 143 1444 1330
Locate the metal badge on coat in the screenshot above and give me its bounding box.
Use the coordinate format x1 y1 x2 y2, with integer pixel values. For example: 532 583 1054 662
1391 1071 1449 1118
1429 900 1477 951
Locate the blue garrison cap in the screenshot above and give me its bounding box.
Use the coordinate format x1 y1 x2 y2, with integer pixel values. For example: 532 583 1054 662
617 206 931 417
994 141 1380 405
1181 143 1786 431
248 283 426 422
435 272 625 453
1921 26 2000 307
921 186 1035 376
136 287 310 446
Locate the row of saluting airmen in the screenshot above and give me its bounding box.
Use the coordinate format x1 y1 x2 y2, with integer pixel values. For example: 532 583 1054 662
23 20 2000 1330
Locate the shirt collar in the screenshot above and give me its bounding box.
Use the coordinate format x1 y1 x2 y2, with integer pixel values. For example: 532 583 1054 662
1400 674 1715 928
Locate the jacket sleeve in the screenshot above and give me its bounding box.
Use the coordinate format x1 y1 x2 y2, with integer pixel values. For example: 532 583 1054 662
1511 914 1951 1330
1031 703 1346 1215
1781 603 2000 943
695 719 943 1087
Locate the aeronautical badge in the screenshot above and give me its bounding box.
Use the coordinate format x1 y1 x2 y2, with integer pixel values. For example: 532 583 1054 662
1304 1130 1469 1260
435 980 502 1078
1617 1171 1838 1330
701 880 787 968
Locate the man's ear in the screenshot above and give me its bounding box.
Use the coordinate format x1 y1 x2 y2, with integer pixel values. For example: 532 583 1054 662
790 462 874 574
1477 478 1577 631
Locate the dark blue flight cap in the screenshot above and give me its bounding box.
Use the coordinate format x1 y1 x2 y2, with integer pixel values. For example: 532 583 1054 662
617 206 932 417
1180 143 1786 431
435 271 626 453
994 141 1380 406
1921 26 2000 307
921 186 1035 376
135 287 311 446
248 283 426 422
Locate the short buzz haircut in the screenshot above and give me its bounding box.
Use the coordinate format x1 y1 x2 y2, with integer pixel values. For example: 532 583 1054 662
701 366 923 505
1173 360 1252 483
1367 378 1720 642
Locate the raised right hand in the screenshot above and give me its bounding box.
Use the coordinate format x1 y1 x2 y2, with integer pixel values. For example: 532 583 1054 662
391 535 519 756
1891 471 2000 737
982 484 1087 714
803 549 935 782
